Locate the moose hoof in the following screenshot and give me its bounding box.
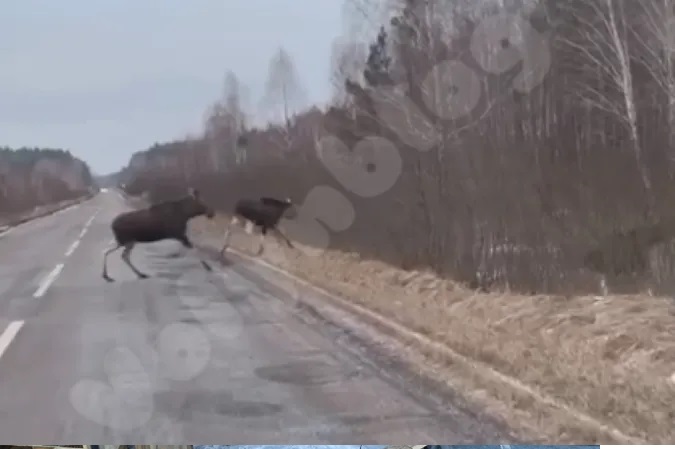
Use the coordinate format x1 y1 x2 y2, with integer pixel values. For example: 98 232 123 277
102 274 114 283
137 273 149 279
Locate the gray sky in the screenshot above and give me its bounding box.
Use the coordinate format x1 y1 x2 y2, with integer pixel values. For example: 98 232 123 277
0 0 345 175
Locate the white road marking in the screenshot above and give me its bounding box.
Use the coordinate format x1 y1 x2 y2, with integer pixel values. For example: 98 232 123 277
0 200 90 240
65 240 80 257
0 321 24 360
33 263 64 298
82 210 99 233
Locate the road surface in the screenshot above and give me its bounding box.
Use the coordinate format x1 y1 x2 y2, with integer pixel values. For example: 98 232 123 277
0 191 515 443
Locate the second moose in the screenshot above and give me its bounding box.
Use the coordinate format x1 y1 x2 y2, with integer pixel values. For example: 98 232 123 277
220 197 297 257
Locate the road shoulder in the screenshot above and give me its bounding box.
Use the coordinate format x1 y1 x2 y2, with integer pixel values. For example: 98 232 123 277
189 212 671 444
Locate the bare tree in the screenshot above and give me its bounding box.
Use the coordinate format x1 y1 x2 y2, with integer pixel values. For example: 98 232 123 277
342 0 397 38
204 70 250 169
631 0 675 176
559 0 652 210
222 71 250 165
261 47 306 129
330 37 367 106
122 0 675 297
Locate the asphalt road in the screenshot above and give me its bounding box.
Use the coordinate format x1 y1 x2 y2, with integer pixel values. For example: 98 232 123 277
0 190 515 443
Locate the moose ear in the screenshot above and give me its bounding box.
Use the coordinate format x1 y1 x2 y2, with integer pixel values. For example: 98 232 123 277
188 188 199 198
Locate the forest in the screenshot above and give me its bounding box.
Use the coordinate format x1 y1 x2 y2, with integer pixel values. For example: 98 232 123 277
0 146 94 217
120 0 675 296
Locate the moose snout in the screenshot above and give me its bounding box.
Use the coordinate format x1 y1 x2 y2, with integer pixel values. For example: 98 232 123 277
206 209 215 219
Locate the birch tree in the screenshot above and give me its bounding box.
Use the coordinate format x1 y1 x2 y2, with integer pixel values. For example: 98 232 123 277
204 71 250 169
261 47 306 129
222 71 250 165
558 0 652 207
330 38 367 106
631 0 675 176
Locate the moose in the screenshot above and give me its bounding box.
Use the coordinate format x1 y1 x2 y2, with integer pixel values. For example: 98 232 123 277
102 188 215 282
220 197 297 257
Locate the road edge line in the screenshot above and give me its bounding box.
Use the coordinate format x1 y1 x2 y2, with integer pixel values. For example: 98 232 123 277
0 193 94 235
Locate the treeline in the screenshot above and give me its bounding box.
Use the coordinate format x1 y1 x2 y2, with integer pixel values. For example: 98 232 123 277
0 146 94 216
121 0 675 295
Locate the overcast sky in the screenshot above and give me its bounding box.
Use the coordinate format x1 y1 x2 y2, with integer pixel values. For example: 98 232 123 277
0 0 345 175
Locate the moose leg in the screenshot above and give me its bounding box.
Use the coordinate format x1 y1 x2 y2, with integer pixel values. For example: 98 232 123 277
220 216 239 256
272 227 294 249
599 275 608 296
121 242 149 279
255 227 267 256
179 235 212 271
102 242 122 282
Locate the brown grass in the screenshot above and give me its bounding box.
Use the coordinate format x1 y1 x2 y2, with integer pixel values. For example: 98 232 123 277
191 213 675 443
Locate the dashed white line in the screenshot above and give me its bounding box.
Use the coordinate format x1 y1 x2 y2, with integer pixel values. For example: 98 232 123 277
81 215 98 236
33 263 64 298
65 240 80 257
0 321 24 360
81 210 99 234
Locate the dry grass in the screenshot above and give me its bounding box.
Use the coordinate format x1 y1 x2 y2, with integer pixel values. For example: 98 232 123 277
191 213 675 443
